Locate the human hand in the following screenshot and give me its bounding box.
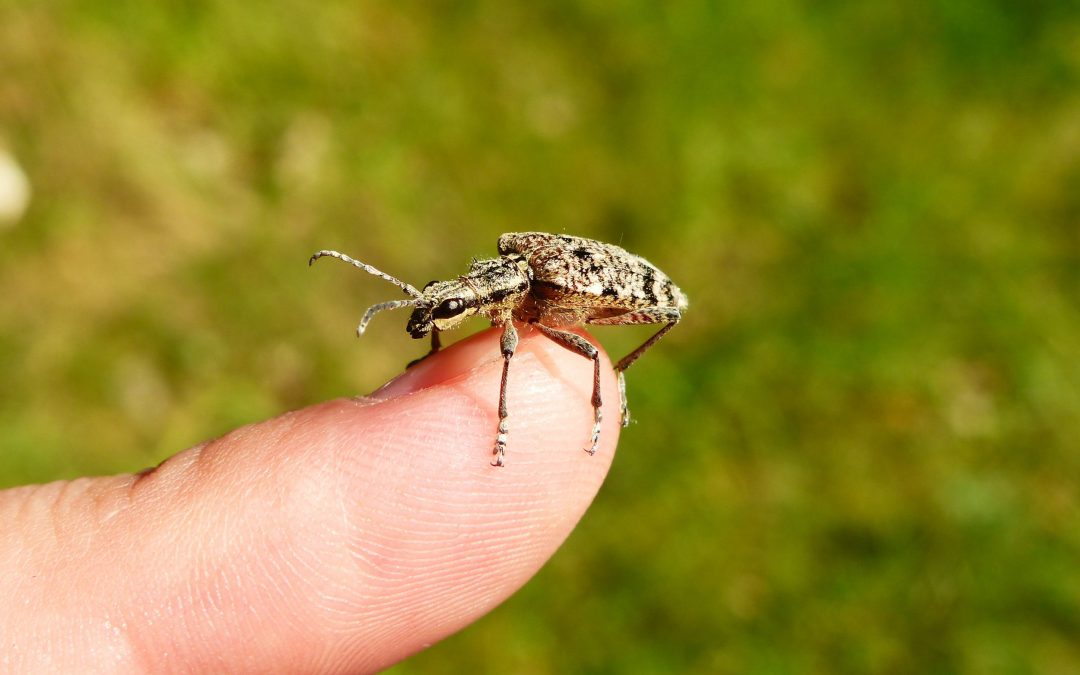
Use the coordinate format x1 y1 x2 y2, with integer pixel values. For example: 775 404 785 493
0 326 619 672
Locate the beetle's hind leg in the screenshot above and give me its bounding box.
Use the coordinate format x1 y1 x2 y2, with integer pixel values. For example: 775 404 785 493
534 323 603 456
588 307 681 427
616 370 628 429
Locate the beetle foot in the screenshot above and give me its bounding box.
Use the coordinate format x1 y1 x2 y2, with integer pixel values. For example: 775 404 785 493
585 407 601 456
492 419 508 467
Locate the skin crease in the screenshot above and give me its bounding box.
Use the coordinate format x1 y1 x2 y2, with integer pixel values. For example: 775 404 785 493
0 325 619 674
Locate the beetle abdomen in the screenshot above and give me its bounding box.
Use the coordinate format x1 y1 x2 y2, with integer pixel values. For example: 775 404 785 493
499 232 687 311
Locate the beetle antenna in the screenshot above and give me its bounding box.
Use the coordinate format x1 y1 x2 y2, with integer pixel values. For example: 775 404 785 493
309 250 422 298
357 299 415 337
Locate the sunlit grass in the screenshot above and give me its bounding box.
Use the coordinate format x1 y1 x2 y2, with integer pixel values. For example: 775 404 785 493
1 1 1078 672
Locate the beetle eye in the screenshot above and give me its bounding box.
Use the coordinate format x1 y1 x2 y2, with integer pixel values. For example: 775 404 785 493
432 298 467 319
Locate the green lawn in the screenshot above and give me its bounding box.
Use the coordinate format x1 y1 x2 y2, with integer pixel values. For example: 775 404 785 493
1 1 1078 672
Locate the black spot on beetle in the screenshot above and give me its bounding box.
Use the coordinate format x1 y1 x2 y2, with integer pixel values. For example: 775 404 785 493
531 280 563 299
488 287 516 302
641 267 656 291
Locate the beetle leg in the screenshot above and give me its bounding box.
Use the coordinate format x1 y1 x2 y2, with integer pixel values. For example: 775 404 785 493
493 320 518 467
534 323 603 456
617 370 628 428
587 307 681 427
406 329 441 369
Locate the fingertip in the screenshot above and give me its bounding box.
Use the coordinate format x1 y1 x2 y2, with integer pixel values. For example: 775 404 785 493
116 325 622 671
340 324 620 485
299 324 621 665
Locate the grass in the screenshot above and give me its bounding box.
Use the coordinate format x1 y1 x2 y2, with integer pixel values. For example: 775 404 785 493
1 1 1079 672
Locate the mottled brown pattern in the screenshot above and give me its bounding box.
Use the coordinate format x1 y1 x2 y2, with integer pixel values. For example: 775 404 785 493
312 232 687 466
498 233 688 316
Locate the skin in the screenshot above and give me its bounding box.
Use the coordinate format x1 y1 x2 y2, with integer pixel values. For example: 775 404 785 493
0 325 619 673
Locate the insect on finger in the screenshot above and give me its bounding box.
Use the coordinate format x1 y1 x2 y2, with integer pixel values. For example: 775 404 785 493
311 233 687 465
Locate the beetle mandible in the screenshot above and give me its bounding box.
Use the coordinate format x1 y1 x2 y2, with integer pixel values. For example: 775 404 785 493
310 232 688 466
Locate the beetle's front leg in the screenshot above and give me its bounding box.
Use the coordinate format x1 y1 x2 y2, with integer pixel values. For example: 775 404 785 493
493 320 518 467
406 329 441 369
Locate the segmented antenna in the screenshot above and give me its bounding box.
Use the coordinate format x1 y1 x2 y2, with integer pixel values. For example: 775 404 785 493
309 250 422 298
310 250 424 336
357 300 413 337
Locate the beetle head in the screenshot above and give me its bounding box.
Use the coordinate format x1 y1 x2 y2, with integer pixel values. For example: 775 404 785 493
406 280 479 337
309 248 527 340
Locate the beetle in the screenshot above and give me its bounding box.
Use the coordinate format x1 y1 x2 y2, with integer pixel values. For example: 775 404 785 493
310 232 687 466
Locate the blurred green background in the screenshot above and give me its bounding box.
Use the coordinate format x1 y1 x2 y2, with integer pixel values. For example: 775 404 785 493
2 1 1079 672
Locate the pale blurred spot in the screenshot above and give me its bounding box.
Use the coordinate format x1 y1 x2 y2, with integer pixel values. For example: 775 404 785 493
260 341 312 400
0 149 31 228
939 361 1000 439
276 113 332 194
114 356 173 432
527 91 577 139
179 128 231 182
